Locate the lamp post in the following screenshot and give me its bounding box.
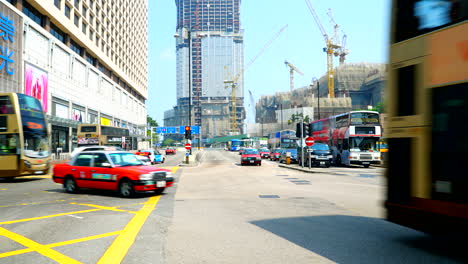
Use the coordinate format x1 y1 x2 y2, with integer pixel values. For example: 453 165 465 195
312 78 320 120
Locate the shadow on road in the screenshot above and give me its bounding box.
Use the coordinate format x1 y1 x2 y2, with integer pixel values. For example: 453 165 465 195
250 215 467 264
0 177 44 183
45 188 166 199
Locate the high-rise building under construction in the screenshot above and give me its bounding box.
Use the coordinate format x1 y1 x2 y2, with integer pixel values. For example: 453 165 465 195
165 0 245 139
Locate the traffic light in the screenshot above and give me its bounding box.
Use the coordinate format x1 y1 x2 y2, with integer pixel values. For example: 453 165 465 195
303 123 310 136
296 123 302 138
184 126 191 139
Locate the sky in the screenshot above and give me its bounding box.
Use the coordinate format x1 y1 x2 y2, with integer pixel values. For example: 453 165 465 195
147 0 391 126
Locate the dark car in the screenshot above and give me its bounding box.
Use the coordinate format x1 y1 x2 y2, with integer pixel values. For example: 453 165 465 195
303 143 333 167
269 148 282 161
240 148 261 166
259 148 270 159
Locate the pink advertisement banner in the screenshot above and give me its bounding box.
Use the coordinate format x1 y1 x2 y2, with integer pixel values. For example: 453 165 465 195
25 63 48 112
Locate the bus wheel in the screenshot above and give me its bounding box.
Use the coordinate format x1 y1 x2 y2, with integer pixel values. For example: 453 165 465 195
119 179 134 198
64 177 78 193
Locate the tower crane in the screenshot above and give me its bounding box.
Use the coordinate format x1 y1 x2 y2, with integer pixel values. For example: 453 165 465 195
327 8 349 65
284 60 304 92
225 24 288 135
304 0 342 98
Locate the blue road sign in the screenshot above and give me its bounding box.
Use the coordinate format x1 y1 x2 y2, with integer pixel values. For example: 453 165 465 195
167 127 177 134
156 127 179 134
179 126 200 134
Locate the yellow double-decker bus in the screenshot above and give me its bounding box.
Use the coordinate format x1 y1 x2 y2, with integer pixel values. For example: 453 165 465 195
0 93 50 178
385 1 467 234
77 124 129 149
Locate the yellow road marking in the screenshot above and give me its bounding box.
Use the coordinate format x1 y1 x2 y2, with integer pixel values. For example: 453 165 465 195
0 231 121 258
0 209 100 225
70 203 137 214
97 196 161 264
0 198 76 208
0 188 7 191
0 227 83 264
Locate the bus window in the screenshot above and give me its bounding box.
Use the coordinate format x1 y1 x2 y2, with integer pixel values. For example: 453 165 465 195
0 96 14 114
0 134 19 154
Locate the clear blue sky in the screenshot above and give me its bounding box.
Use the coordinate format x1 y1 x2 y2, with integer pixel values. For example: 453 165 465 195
147 0 391 125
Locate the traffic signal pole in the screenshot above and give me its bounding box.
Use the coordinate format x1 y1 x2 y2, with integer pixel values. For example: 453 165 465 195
301 121 304 168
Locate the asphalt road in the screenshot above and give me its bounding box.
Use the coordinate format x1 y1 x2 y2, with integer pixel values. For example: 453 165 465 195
0 150 184 264
1 149 466 263
166 149 467 264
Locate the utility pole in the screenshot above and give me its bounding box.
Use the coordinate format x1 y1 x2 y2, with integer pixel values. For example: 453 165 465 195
188 28 192 155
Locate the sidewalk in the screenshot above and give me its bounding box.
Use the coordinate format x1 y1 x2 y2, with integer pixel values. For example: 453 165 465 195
178 150 204 167
278 163 385 174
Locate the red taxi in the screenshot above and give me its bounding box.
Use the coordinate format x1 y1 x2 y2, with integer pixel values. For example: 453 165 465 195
259 148 270 159
52 151 174 198
240 148 262 166
270 148 282 161
165 147 176 155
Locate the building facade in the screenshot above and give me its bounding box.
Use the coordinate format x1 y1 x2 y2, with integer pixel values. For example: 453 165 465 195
169 0 245 138
0 0 148 154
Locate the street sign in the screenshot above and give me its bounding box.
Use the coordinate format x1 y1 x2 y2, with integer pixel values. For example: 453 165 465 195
305 137 315 146
179 126 200 135
185 143 192 150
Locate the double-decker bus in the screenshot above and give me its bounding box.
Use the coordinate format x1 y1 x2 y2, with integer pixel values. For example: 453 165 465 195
0 93 50 178
77 124 130 149
385 1 468 234
268 130 297 149
310 111 382 168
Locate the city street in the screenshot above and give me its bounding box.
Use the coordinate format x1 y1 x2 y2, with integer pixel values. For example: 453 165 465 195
0 150 466 264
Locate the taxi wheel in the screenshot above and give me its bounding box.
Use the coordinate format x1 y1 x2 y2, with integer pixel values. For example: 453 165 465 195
154 188 165 195
162 158 165 164
119 179 135 198
64 177 78 193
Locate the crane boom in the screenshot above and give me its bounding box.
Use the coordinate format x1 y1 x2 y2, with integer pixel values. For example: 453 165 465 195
226 25 288 134
304 0 328 42
284 60 304 92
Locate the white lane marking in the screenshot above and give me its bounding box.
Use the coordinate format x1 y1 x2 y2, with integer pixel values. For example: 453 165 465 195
67 214 84 219
335 182 384 188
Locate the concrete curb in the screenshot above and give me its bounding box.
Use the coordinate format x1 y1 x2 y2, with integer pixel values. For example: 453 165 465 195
278 164 320 173
178 150 204 167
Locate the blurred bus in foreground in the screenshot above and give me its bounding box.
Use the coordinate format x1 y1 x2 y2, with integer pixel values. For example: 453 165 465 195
0 93 50 178
385 0 467 234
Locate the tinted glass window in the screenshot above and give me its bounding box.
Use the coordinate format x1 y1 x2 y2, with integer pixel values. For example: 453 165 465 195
80 126 97 132
394 0 467 42
75 154 92 166
350 113 380 125
312 144 330 151
244 149 259 155
93 153 110 167
0 96 14 114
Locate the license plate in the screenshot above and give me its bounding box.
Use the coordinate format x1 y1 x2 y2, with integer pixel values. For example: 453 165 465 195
250 160 254 163
157 181 166 187
362 162 370 165
320 162 325 165
146 181 155 185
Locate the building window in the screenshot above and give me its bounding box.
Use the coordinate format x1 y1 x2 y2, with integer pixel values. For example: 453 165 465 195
86 54 96 66
54 0 61 8
65 5 71 18
89 30 93 41
82 6 87 17
22 1 43 26
89 15 94 26
74 0 80 8
70 39 83 56
96 36 99 47
74 13 79 26
50 23 66 43
82 23 87 34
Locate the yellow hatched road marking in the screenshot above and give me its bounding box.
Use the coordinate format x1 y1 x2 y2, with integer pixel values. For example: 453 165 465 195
0 198 77 209
70 202 137 214
97 196 161 264
0 227 83 264
0 209 100 225
0 231 121 259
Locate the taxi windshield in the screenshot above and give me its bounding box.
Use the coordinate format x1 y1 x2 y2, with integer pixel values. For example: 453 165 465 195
244 149 259 155
109 153 143 166
260 148 269 152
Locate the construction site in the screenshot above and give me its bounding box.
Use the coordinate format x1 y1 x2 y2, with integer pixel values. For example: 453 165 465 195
249 62 387 137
